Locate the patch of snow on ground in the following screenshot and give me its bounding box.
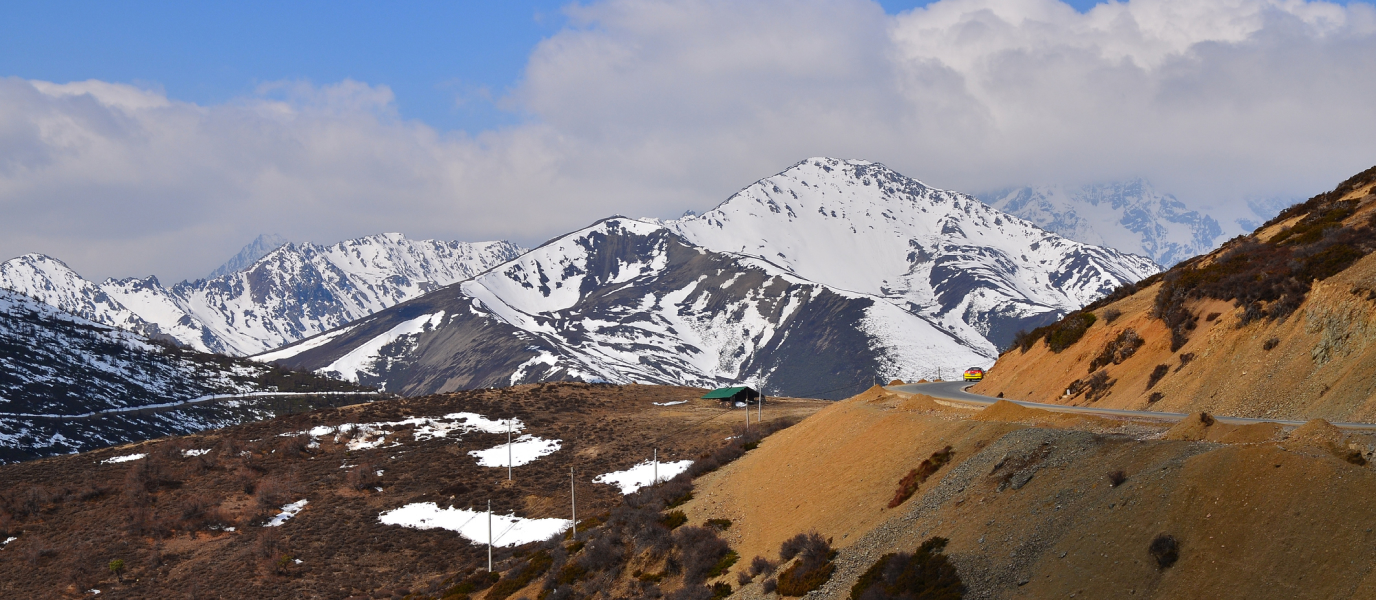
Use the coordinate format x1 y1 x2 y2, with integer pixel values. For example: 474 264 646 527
468 435 562 467
100 454 145 464
265 499 308 527
653 400 688 406
377 503 569 547
593 460 694 494
296 412 519 451
182 449 210 457
2 536 15 547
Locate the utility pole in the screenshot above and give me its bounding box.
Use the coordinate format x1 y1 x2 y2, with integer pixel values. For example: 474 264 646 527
507 417 513 480
487 499 493 572
570 466 577 541
653 448 658 486
759 390 763 424
744 393 749 432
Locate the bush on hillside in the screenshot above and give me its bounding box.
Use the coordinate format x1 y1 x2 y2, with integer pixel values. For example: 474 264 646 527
1146 364 1170 390
487 550 553 600
1088 329 1145 373
849 537 964 600
776 533 836 597
1149 534 1180 569
888 446 955 508
1013 312 1098 354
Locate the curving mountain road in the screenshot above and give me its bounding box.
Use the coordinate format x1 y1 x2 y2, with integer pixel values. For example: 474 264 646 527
888 380 1376 432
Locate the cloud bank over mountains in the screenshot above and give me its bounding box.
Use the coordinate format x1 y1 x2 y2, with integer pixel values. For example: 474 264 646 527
2 0 1375 281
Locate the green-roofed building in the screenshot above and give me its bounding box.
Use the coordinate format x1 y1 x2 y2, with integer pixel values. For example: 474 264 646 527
700 386 761 405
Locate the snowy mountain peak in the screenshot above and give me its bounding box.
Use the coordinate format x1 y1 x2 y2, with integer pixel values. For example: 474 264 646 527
207 233 289 279
0 253 150 334
665 158 1160 349
0 234 525 357
982 180 1225 266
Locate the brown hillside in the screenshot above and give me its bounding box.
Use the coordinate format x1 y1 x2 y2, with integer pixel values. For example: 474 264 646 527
677 387 1376 600
977 165 1376 422
0 383 827 598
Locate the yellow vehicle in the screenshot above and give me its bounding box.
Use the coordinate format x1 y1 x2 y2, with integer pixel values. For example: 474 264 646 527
963 367 985 381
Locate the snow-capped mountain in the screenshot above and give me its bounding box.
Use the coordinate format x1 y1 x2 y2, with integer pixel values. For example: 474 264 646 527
0 253 156 336
664 159 1162 349
0 288 366 461
266 159 1159 397
0 234 524 356
980 180 1224 267
207 233 288 279
264 218 992 398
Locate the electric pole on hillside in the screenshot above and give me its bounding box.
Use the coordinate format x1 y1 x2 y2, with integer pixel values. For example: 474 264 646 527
487 499 493 572
570 466 577 541
507 417 513 480
653 448 658 486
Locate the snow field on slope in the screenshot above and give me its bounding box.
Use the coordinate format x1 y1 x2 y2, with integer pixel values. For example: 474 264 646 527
318 311 445 383
859 300 996 380
291 412 518 452
593 459 694 494
100 453 146 464
265 499 307 527
252 324 358 362
377 503 569 547
468 435 562 467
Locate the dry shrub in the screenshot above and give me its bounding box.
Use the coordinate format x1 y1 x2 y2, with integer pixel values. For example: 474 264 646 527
776 532 835 596
346 463 381 491
1146 364 1170 390
1176 352 1195 372
849 537 963 600
749 555 777 577
1149 534 1180 569
1088 329 1145 373
1102 308 1123 323
674 526 730 584
1148 392 1165 404
1066 371 1116 402
1263 337 1280 351
888 447 954 508
275 434 311 458
1107 470 1128 487
1014 312 1098 353
488 550 553 600
253 475 294 516
660 511 687 530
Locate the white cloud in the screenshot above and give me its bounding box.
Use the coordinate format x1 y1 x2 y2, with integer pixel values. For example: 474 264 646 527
2 0 1375 282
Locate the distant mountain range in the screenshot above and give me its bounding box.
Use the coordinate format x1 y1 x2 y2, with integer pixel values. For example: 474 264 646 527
980 180 1225 267
264 159 1160 398
0 234 524 356
1 158 1162 400
0 287 368 461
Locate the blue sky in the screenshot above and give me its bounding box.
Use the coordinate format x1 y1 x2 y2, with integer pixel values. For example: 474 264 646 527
2 0 1375 281
1 0 1118 133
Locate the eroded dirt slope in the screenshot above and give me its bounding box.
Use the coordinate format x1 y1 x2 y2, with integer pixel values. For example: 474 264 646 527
677 387 1376 600
974 167 1376 422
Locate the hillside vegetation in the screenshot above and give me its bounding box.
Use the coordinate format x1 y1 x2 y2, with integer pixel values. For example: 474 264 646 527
982 165 1376 421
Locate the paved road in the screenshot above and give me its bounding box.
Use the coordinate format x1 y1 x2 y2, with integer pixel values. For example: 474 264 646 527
888 380 1376 432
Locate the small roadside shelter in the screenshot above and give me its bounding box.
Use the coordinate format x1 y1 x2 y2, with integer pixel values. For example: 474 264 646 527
701 386 761 405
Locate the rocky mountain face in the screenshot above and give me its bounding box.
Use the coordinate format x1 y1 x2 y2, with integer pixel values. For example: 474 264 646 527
0 288 367 461
981 179 1224 267
267 159 1159 398
0 234 524 356
975 164 1376 421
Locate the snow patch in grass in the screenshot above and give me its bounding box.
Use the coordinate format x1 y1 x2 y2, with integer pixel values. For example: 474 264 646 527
265 499 307 527
294 412 518 452
100 453 145 464
377 503 569 547
593 459 694 494
653 400 688 406
2 536 15 547
468 435 561 467
182 449 210 457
